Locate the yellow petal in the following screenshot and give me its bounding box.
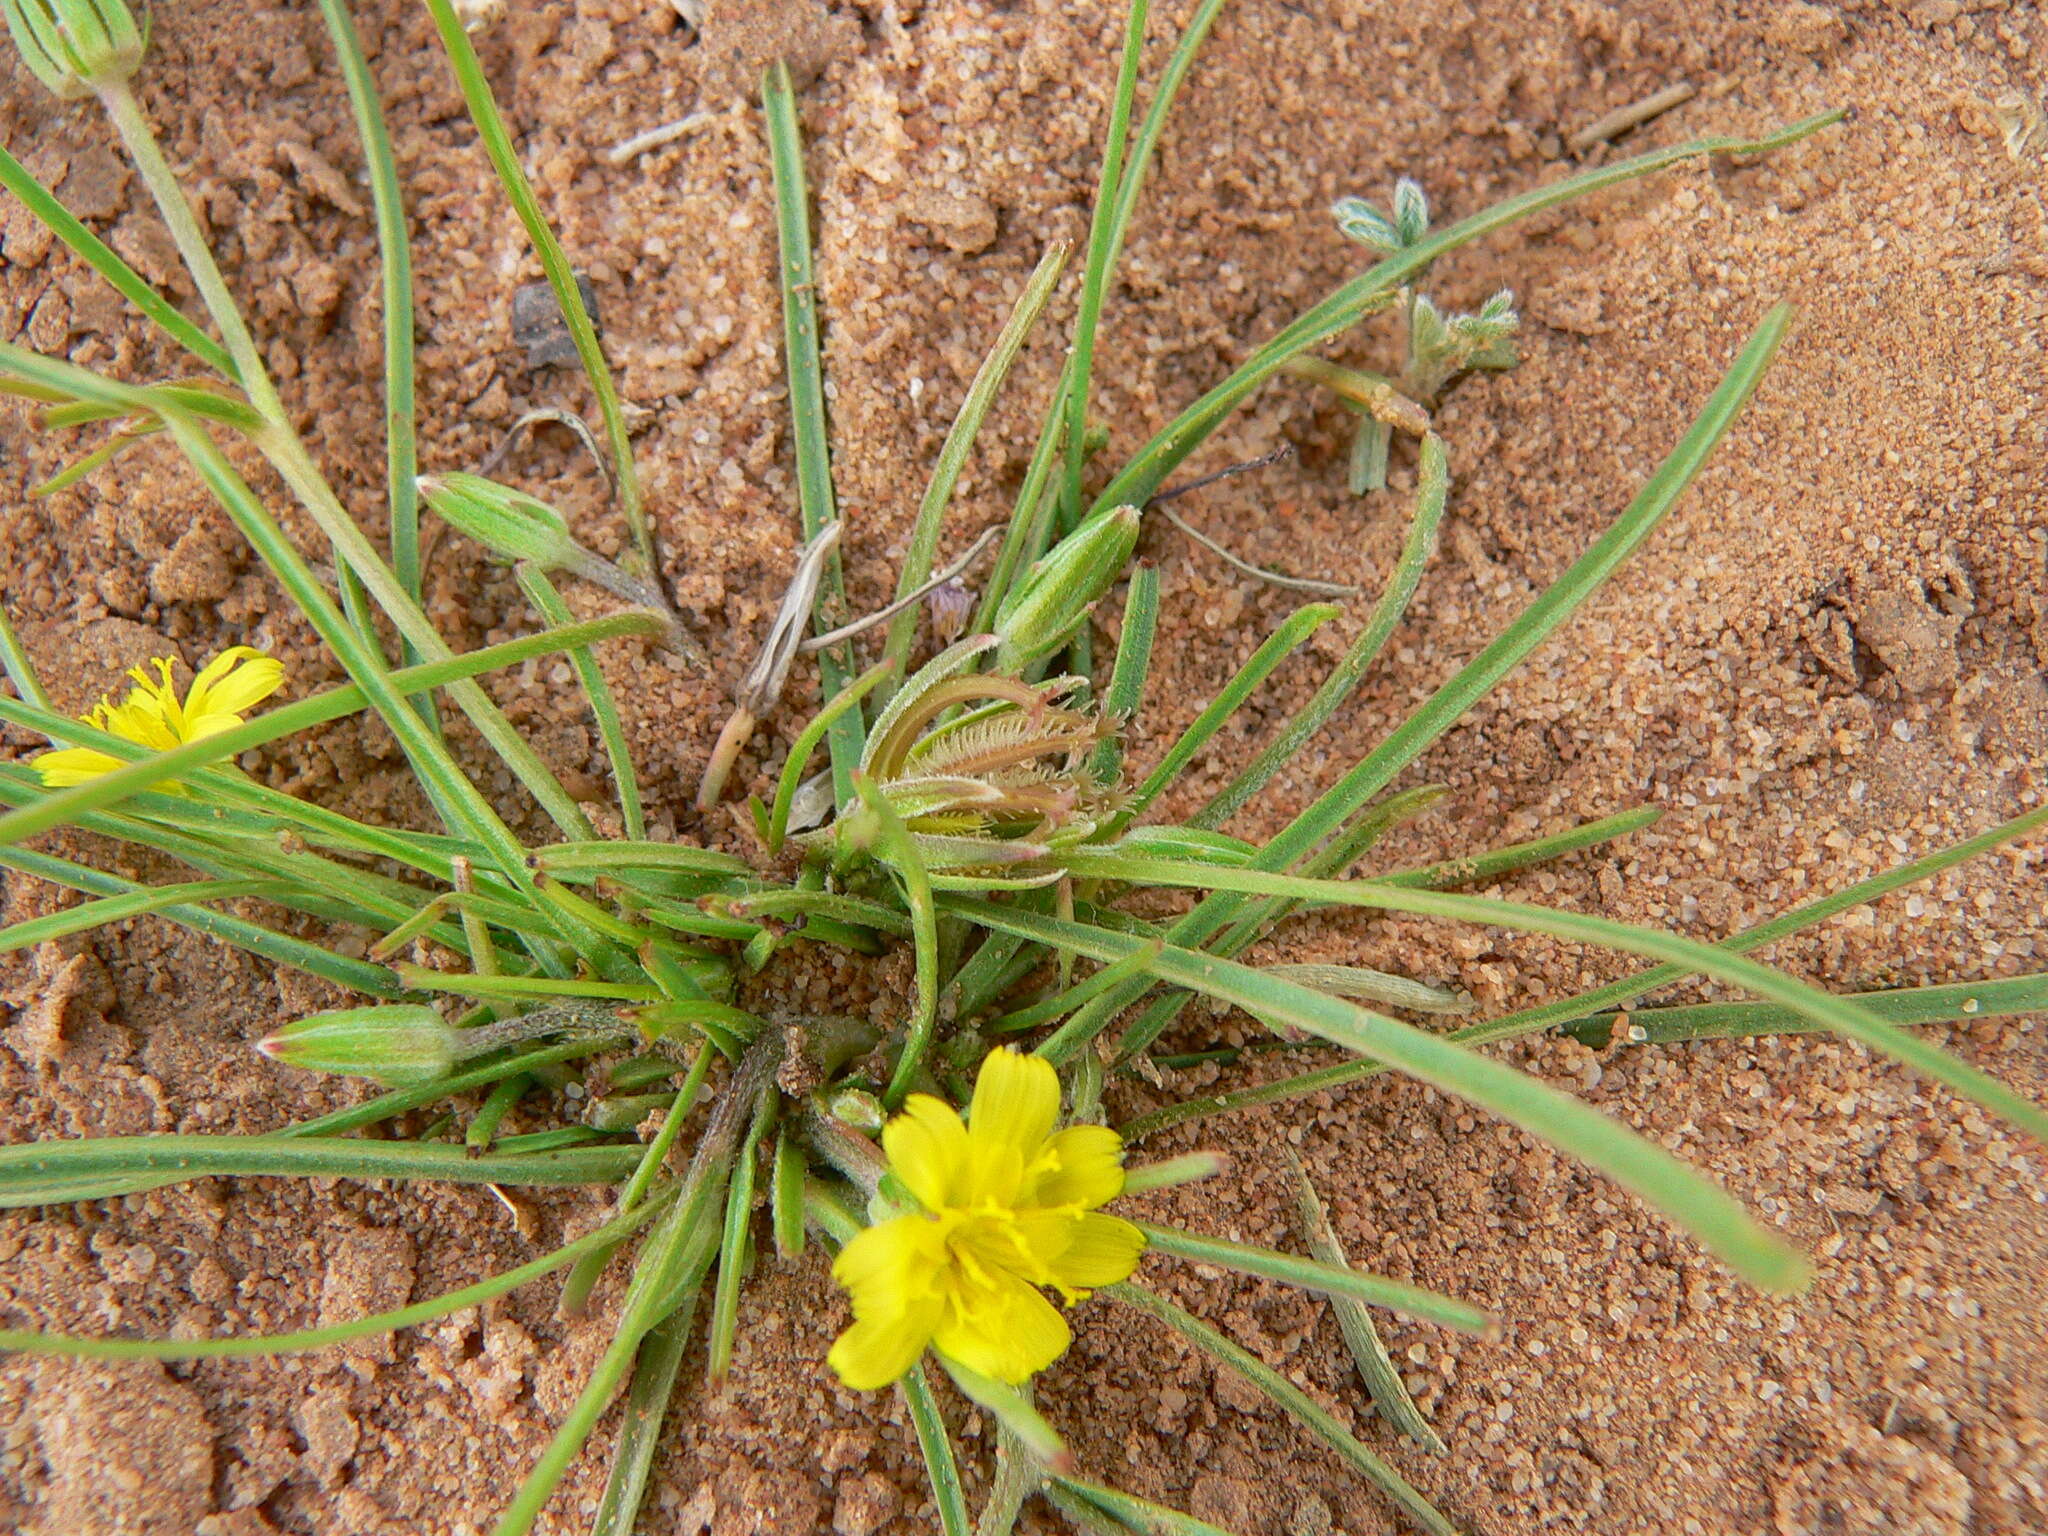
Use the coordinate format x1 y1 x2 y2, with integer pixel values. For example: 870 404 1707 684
100 690 180 751
186 648 282 725
934 1270 1070 1384
833 1214 930 1308
828 1308 940 1391
123 659 183 735
882 1095 970 1212
1032 1124 1126 1210
31 747 123 787
967 1047 1060 1160
1046 1213 1146 1292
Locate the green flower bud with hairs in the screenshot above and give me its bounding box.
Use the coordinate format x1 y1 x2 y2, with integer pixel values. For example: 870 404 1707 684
989 503 1141 673
418 472 583 570
258 1006 459 1088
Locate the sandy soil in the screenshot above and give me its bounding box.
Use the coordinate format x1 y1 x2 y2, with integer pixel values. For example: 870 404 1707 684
2 0 2045 1532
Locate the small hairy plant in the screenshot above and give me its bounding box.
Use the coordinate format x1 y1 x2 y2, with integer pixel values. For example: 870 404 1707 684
0 2 2042 1534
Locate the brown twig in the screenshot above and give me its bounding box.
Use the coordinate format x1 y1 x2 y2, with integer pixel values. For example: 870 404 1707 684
1568 81 1697 154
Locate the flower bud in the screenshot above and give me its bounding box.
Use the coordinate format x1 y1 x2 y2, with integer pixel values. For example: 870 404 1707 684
990 503 1140 672
258 1005 457 1086
3 0 144 99
826 1086 885 1135
418 472 582 570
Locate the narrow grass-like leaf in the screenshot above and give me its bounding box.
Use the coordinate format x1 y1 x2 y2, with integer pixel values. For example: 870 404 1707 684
860 775 942 1107
280 1041 606 1143
1121 1151 1225 1195
708 1097 773 1385
313 0 426 675
1051 1479 1237 1536
1118 602 1339 827
0 1135 642 1209
492 1039 775 1536
0 844 401 997
1063 0 1151 523
951 898 1806 1290
562 1040 717 1315
1125 797 2045 1138
882 242 1070 687
1463 802 2048 1045
1109 1283 1458 1536
1069 852 2048 1145
1102 0 1229 272
1041 1487 1132 1536
0 606 53 712
1262 963 1467 1015
1285 1149 1445 1453
1374 805 1663 890
0 144 237 379
535 839 750 879
0 769 498 962
391 969 659 1005
1194 433 1448 829
938 1355 1071 1473
1560 973 2048 1048
770 661 891 851
763 60 863 804
1038 306 1793 1065
465 1074 529 1152
1135 1222 1489 1334
771 1128 807 1258
727 886 911 938
975 375 1073 634
591 1309 695 1536
903 1362 973 1536
0 878 279 951
1090 564 1159 785
990 940 1162 1034
517 565 645 839
494 1199 719 1536
0 1189 669 1359
972 1423 1037 1536
419 0 649 571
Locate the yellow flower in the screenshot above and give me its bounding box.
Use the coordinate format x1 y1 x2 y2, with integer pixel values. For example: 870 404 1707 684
828 1046 1146 1391
33 647 284 789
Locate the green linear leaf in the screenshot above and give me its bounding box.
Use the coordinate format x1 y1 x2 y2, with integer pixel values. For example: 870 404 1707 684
1136 1221 1489 1333
948 897 1806 1291
0 1189 667 1358
419 0 650 570
883 241 1071 686
0 143 237 379
1109 1283 1458 1536
1120 803 2048 1140
0 1135 642 1209
1561 972 2048 1049
1062 851 2048 1146
1194 433 1448 828
902 1363 972 1536
763 60 863 803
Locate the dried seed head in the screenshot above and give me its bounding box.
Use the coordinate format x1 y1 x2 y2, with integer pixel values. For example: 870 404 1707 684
926 577 974 646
